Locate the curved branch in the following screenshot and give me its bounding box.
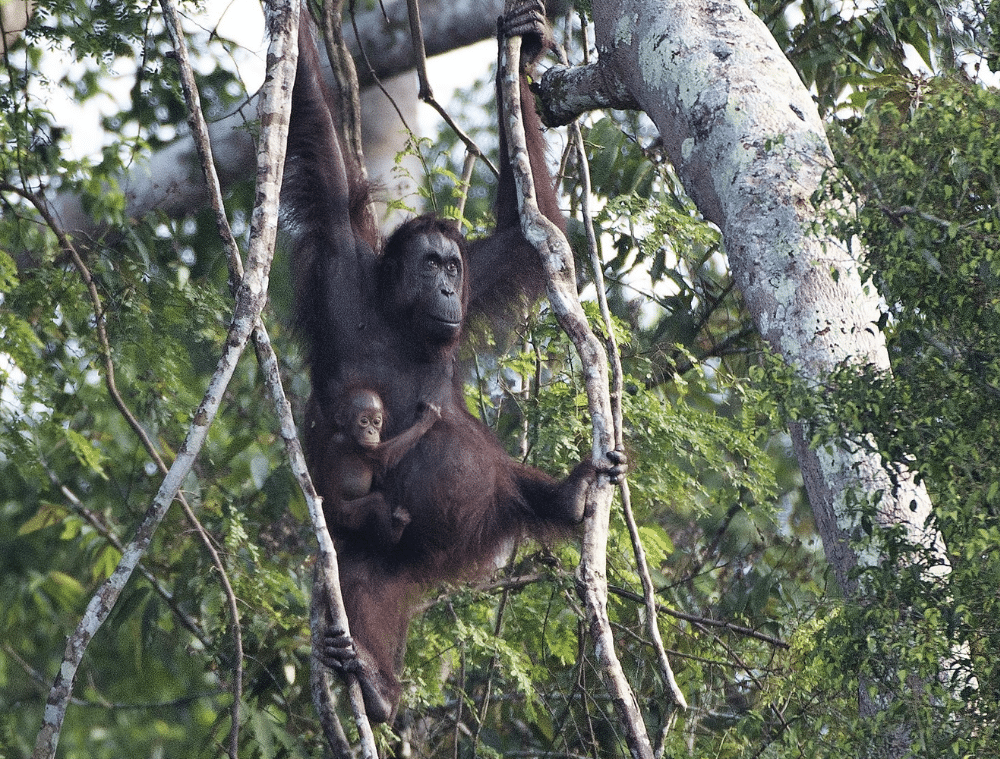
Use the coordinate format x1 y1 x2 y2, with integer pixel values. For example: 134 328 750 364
254 323 377 758
403 0 497 175
607 585 788 649
498 20 654 759
537 63 639 126
159 5 248 754
349 0 505 84
41 468 212 649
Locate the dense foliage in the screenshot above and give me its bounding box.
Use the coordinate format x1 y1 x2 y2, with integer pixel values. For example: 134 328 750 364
821 76 1000 753
1 0 998 757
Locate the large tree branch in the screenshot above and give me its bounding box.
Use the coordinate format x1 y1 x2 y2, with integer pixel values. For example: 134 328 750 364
591 0 946 587
349 0 504 83
536 62 638 126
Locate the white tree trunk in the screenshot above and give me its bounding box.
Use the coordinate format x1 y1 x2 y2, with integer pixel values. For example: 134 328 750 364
586 0 948 754
589 0 945 593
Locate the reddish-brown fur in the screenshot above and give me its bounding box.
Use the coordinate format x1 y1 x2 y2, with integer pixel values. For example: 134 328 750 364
319 388 438 545
285 3 622 723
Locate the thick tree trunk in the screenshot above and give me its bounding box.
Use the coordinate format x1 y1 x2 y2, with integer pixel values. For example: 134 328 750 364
586 0 944 588
582 0 947 754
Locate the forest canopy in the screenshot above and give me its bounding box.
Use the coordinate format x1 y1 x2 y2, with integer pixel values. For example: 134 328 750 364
2 0 999 757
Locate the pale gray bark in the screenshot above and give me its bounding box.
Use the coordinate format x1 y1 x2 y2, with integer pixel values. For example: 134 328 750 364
31 2 301 756
584 0 948 754
537 62 638 126
501 32 655 759
587 0 945 592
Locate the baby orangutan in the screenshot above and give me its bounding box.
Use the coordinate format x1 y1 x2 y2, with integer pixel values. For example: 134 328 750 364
323 388 440 545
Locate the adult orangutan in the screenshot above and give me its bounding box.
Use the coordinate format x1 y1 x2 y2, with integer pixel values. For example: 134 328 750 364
284 1 625 722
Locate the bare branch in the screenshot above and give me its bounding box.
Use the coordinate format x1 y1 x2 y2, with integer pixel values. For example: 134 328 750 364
41 468 211 649
158 4 249 754
29 1 301 756
349 0 506 83
29 191 257 759
253 323 378 758
403 0 496 174
607 585 788 649
159 0 377 752
567 118 687 714
498 15 654 759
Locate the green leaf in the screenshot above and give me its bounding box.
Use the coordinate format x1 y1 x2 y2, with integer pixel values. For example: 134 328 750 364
64 428 109 480
17 503 70 535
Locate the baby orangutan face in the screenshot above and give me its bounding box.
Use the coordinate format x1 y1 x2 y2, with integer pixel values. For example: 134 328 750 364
346 390 384 450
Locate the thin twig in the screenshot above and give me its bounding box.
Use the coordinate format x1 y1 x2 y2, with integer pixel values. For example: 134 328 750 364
446 601 467 759
695 624 793 737
401 0 497 176
41 465 211 650
607 585 788 649
471 583 510 754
